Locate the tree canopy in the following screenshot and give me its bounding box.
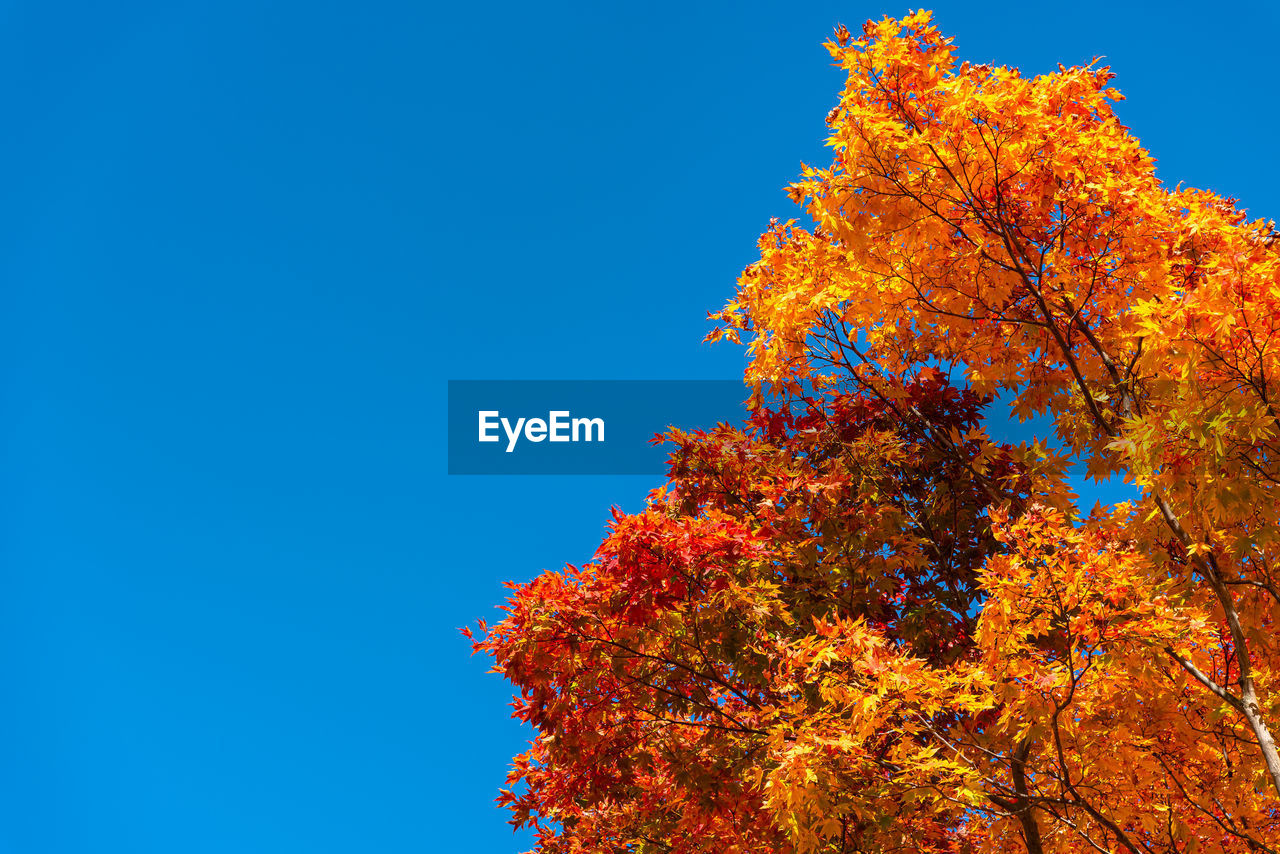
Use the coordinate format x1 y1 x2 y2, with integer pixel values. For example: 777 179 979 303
472 11 1280 853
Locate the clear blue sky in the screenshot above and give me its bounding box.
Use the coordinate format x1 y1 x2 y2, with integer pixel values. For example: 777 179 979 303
1 2 1277 852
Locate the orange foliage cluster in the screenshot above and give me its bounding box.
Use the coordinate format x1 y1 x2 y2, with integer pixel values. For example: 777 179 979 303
475 11 1280 853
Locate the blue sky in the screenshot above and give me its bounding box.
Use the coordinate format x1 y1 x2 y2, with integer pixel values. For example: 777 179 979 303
2 2 1277 852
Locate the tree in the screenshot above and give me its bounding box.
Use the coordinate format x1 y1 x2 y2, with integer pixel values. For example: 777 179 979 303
472 11 1280 853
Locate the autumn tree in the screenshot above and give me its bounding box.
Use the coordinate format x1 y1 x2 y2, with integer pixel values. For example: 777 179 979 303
474 11 1280 853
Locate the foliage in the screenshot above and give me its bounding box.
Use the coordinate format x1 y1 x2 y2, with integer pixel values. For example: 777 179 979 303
473 11 1280 853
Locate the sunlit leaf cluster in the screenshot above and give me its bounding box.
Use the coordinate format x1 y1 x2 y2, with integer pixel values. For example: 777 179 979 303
476 11 1280 853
